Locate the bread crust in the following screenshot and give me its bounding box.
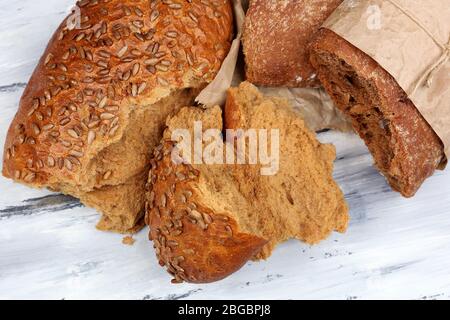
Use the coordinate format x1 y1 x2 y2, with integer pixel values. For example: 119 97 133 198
2 0 233 232
309 29 445 197
242 0 343 88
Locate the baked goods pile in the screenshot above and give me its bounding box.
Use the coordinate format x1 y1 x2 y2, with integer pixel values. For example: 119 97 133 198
2 0 448 283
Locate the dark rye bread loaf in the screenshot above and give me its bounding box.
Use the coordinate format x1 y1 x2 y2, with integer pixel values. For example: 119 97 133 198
145 82 349 283
242 0 343 87
2 0 233 233
309 29 446 197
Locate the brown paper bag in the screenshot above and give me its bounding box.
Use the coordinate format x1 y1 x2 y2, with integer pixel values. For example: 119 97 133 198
323 0 450 156
196 0 353 132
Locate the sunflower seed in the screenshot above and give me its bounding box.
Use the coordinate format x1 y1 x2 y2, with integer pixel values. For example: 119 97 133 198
36 159 44 169
83 77 95 83
100 113 115 120
122 70 132 81
156 64 169 72
75 32 86 41
103 171 112 180
117 45 128 57
189 210 203 221
161 194 167 207
149 191 155 203
137 82 147 94
24 172 36 182
109 125 119 136
87 130 96 145
98 96 108 108
150 10 160 22
59 117 71 126
167 240 179 247
98 50 111 58
131 83 138 97
17 134 26 144
28 99 40 116
132 20 144 28
64 158 73 171
166 31 178 38
44 53 53 65
67 129 80 139
134 7 144 17
172 230 183 236
157 77 169 86
144 58 159 65
146 65 156 74
58 64 68 72
225 225 233 236
69 149 83 158
132 63 140 76
169 3 182 9
203 213 213 224
188 11 198 23
42 124 54 131
31 123 41 136
47 156 55 167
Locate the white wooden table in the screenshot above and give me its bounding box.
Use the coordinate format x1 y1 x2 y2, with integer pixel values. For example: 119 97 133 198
1 0 450 300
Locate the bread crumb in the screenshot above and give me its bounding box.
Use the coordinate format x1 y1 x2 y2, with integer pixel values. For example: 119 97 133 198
122 236 136 246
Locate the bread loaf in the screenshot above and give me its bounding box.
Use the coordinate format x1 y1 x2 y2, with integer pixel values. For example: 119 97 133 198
145 82 349 283
242 0 343 87
309 29 445 197
2 0 233 233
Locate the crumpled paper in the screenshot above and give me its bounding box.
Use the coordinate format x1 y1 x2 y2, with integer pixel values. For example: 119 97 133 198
196 0 353 132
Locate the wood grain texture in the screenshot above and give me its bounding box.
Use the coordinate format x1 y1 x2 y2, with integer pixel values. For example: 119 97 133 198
1 0 450 300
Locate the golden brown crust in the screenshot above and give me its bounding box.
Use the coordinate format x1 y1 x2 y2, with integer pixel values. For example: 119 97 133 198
145 141 267 284
309 29 445 197
242 0 342 88
2 0 233 231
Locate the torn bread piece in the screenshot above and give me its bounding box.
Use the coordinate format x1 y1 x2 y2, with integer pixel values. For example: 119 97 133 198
2 0 233 233
145 82 349 283
309 29 445 197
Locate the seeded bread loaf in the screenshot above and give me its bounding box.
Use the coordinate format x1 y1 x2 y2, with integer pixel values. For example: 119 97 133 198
145 82 349 283
242 0 343 87
309 29 445 197
2 0 233 233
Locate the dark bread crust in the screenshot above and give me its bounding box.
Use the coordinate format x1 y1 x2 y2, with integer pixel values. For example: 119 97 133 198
242 0 343 88
145 141 267 284
309 28 445 197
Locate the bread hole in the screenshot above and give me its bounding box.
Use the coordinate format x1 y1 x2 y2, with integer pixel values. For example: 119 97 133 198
281 183 294 205
286 191 294 205
373 107 383 116
345 74 355 86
